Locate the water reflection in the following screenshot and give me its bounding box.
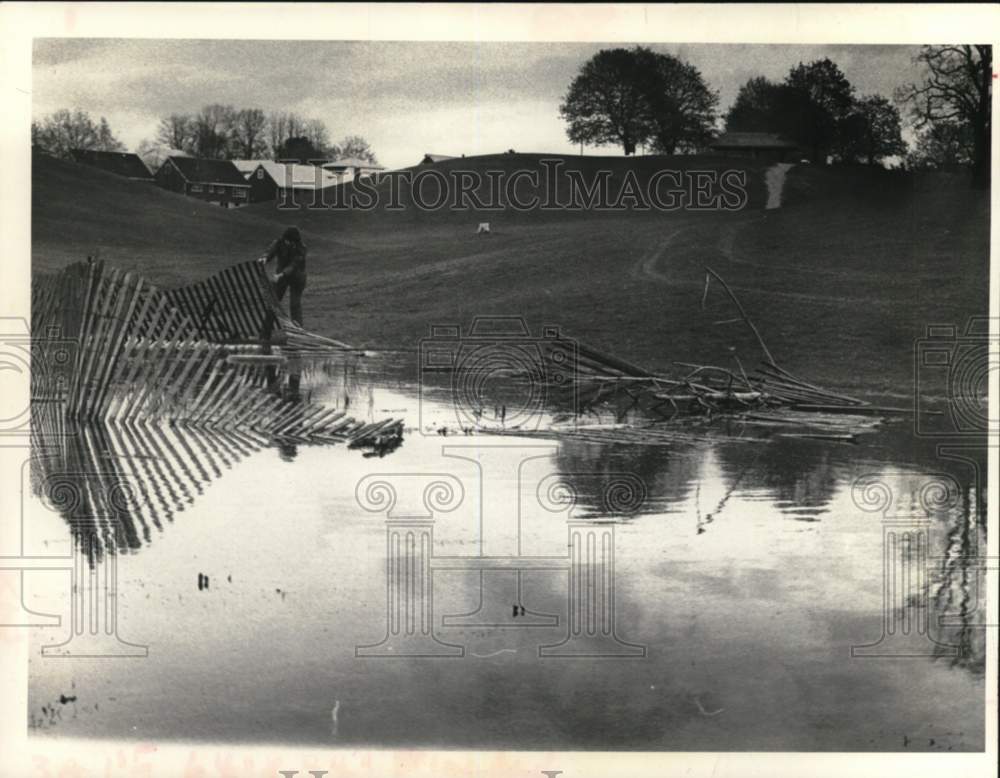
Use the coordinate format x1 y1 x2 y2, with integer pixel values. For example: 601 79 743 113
714 437 839 521
25 351 988 748
27 353 408 557
932 448 988 675
31 401 264 558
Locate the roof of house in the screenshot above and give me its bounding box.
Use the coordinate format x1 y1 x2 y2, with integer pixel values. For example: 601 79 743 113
232 159 271 177
70 149 153 179
253 161 341 189
421 154 456 164
710 132 799 149
162 156 249 186
323 157 385 170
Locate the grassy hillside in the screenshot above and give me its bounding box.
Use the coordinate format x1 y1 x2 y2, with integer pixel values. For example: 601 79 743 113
31 154 354 285
251 152 770 227
31 153 989 400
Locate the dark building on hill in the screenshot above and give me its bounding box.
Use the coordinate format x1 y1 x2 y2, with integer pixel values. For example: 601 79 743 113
70 149 154 181
154 157 251 207
421 153 456 164
709 132 801 162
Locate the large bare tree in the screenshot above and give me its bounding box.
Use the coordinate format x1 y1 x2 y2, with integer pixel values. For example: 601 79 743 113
232 108 268 159
267 111 307 156
155 114 192 151
898 45 992 188
302 119 332 157
191 104 236 159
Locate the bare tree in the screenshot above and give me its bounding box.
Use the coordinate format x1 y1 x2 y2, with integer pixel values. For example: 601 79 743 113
191 104 236 159
266 112 329 159
906 121 975 171
267 111 308 158
267 111 287 155
156 113 192 151
286 112 305 141
232 108 268 159
337 135 378 164
897 45 992 187
303 118 332 158
32 109 124 159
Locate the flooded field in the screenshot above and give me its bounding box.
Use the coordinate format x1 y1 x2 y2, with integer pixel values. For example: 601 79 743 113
22 354 986 751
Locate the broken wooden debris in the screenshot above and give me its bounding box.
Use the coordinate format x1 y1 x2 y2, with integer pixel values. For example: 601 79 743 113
30 259 401 453
530 266 874 432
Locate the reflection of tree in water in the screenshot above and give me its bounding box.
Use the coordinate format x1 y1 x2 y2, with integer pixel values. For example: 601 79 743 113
551 439 704 517
713 438 839 519
693 444 763 534
932 455 987 676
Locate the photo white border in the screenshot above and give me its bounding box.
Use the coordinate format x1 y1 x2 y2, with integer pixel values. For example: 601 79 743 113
1 4 996 777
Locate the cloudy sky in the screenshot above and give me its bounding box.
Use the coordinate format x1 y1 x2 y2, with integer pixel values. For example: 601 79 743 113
32 40 925 169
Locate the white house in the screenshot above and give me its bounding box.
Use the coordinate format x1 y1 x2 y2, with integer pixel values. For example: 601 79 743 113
321 157 385 183
231 161 341 203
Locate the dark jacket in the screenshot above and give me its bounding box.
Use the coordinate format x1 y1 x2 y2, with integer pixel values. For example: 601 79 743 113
265 238 307 279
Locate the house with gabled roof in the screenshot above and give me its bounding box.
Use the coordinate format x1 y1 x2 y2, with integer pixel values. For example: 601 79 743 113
709 132 801 162
71 149 154 181
232 159 271 178
154 156 251 207
234 161 341 204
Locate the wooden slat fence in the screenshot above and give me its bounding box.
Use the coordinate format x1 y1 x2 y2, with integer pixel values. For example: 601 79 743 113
30 259 403 451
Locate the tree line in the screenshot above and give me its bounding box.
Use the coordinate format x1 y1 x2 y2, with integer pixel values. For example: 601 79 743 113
32 104 379 171
560 45 991 186
31 109 125 159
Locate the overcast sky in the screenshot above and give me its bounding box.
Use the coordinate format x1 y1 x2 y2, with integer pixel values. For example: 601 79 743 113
32 40 925 169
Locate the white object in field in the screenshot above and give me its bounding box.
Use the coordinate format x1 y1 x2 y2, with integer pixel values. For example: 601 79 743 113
476 222 491 234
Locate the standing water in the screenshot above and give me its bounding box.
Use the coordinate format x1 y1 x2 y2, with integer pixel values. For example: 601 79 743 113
24 353 985 751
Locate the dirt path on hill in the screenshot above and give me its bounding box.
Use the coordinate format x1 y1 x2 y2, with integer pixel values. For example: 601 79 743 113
628 224 702 283
765 163 795 209
633 210 896 307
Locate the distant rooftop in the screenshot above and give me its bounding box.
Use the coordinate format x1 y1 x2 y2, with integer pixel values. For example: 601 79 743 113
711 132 799 149
71 149 153 180
162 157 248 186
323 157 385 170
232 159 271 176
421 153 456 164
252 161 341 189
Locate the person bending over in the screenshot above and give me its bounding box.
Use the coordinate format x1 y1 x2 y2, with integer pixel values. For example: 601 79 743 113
258 226 307 327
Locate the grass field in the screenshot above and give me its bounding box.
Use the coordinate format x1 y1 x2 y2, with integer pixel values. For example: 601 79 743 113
32 152 989 401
